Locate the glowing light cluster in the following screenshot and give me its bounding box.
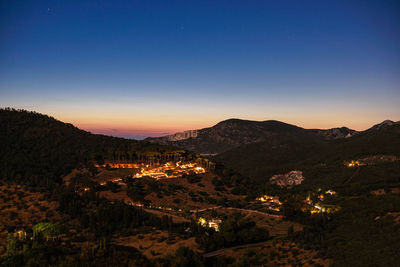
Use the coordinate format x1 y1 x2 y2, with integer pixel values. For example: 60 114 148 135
304 189 339 214
197 217 222 231
198 217 207 227
256 195 282 211
95 163 141 168
134 161 206 180
128 201 144 207
346 160 360 167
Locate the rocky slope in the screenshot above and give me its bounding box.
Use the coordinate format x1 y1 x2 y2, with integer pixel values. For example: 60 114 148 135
366 120 400 131
309 127 357 139
270 170 305 187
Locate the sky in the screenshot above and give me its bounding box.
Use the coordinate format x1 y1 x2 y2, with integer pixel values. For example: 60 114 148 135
1 0 399 138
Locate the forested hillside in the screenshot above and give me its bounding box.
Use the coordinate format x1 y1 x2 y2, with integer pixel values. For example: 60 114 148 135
0 108 179 187
1 108 399 266
215 123 400 193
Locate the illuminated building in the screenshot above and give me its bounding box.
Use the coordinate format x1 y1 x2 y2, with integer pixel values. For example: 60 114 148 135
208 219 222 231
346 160 360 167
198 217 207 227
198 217 221 231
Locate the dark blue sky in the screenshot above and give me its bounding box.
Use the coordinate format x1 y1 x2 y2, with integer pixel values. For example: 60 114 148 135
1 0 399 137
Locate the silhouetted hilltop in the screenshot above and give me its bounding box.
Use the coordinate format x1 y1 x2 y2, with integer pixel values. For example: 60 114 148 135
147 119 311 154
148 118 399 155
0 108 180 187
366 120 400 131
215 121 400 190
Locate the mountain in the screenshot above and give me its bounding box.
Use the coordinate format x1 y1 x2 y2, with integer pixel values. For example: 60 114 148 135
148 117 400 191
214 122 400 192
147 119 313 154
147 118 363 154
366 120 400 131
148 119 399 155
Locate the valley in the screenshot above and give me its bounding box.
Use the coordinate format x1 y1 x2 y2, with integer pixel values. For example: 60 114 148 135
2 1 399 266
0 109 399 266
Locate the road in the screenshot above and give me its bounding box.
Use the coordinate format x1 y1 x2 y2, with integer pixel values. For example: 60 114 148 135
191 206 283 219
344 167 361 184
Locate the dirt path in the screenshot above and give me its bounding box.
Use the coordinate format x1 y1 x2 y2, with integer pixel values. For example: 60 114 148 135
344 167 360 184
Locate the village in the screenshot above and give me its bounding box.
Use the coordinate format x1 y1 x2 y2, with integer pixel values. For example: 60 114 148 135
256 195 282 212
304 189 339 214
88 161 207 189
71 159 343 257
133 161 206 179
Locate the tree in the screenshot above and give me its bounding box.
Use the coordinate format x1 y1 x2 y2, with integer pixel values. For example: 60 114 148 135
6 233 17 256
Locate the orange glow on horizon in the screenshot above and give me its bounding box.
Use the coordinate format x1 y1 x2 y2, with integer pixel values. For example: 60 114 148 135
41 108 398 139
70 116 392 138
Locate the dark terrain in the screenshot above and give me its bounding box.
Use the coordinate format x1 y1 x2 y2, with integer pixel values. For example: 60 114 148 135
1 108 399 267
148 118 398 155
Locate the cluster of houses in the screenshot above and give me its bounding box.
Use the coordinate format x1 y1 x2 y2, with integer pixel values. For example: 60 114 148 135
94 161 206 182
345 160 362 167
133 161 206 179
256 195 282 212
304 189 339 214
345 155 399 168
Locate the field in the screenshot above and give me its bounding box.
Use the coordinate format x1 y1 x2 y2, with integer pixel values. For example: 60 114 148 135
113 231 199 258
221 208 302 236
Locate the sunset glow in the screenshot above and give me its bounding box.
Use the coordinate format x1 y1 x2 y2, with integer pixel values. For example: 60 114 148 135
1 1 399 138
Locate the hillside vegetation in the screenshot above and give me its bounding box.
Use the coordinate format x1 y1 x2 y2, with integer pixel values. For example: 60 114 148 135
1 109 399 266
0 108 180 188
215 123 400 193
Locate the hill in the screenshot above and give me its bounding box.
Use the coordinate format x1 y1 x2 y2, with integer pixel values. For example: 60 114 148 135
147 119 400 156
148 119 320 154
1 109 400 266
214 122 400 193
0 108 294 266
0 108 182 187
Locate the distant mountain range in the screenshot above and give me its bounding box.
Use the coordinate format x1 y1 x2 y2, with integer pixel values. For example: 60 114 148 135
147 119 400 155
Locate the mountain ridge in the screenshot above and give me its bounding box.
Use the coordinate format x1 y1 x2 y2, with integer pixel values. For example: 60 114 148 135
147 119 309 154
147 118 399 154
